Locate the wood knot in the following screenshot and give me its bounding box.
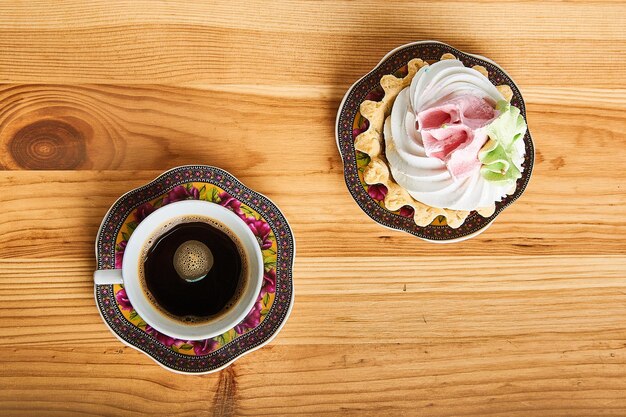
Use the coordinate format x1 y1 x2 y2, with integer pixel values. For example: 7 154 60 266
8 120 87 169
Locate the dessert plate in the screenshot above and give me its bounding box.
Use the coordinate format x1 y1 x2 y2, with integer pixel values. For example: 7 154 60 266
335 41 534 242
94 165 295 374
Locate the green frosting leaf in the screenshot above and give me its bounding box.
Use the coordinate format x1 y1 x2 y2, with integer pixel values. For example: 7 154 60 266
479 101 527 185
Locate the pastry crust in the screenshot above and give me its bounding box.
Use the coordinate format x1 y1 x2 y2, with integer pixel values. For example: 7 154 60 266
354 54 514 228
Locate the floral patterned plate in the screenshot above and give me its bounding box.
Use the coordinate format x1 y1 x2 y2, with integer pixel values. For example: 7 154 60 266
335 41 534 242
94 165 295 374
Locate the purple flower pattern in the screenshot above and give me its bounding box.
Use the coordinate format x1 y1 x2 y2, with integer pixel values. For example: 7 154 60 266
262 269 276 296
192 338 219 356
367 183 388 201
364 86 385 102
115 288 132 311
145 325 178 347
234 300 263 335
134 202 156 223
163 185 200 205
144 321 221 355
114 240 127 269
353 118 370 138
399 205 414 218
244 217 273 250
218 191 244 217
219 191 274 250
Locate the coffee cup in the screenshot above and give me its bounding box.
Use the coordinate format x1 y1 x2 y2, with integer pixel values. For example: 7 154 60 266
93 200 263 340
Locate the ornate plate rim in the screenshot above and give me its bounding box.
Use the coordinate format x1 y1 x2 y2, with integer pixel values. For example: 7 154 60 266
93 165 296 374
335 40 535 243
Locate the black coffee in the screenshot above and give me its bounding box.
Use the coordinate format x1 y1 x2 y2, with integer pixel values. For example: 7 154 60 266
140 217 246 324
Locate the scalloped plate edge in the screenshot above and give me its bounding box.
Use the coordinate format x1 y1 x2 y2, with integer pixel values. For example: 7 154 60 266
93 165 296 374
334 40 534 243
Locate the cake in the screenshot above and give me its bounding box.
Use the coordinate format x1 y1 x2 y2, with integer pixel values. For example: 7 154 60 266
354 53 527 228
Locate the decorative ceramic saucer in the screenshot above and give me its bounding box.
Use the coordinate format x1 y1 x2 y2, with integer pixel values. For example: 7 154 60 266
94 165 295 374
335 41 534 242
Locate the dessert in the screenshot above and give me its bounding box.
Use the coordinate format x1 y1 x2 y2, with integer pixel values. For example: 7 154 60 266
355 53 527 228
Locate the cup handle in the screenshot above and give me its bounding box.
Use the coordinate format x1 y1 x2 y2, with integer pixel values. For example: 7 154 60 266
94 269 124 285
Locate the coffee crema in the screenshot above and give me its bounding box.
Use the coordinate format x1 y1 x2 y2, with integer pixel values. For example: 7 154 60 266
138 215 248 325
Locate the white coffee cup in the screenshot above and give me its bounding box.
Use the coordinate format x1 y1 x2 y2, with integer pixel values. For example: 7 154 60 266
93 200 264 340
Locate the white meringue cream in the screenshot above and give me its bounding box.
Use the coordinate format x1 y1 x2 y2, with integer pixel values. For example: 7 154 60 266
384 59 526 211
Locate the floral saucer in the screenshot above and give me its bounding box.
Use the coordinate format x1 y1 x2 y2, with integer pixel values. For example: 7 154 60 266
335 41 534 242
94 165 295 374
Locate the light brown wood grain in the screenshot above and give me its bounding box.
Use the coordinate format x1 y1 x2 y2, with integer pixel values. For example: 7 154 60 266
0 168 625 259
0 84 625 172
1 0 626 416
2 339 626 417
2 256 626 347
0 1 625 87
2 256 626 415
0 84 340 171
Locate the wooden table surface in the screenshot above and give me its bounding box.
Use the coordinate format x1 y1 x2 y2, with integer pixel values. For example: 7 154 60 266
1 1 625 416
